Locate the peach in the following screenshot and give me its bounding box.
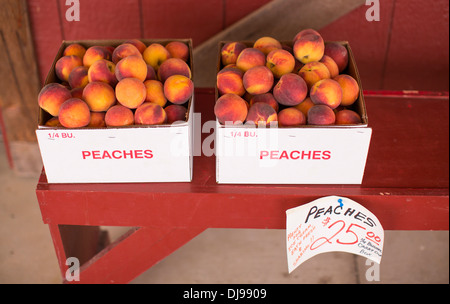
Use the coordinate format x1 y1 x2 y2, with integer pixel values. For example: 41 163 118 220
246 102 278 126
144 80 167 107
123 39 147 54
112 43 142 64
58 98 91 128
165 41 190 62
278 107 306 127
88 111 106 128
266 49 296 78
63 43 86 58
310 79 343 109
157 58 192 83
143 43 172 71
44 117 62 127
293 33 325 64
293 29 321 42
146 64 157 81
115 77 147 109
38 83 72 116
115 55 148 82
87 59 118 87
236 48 266 72
294 97 314 118
163 75 194 105
333 74 360 106
135 102 167 125
320 55 339 78
324 42 349 73
249 93 279 112
214 93 248 124
243 66 274 95
253 36 282 55
217 66 245 96
273 73 308 106
55 55 83 82
220 42 247 66
105 104 135 127
70 87 84 99
68 66 89 89
82 82 116 112
83 46 112 67
165 104 188 124
307 104 336 125
335 109 362 125
298 61 331 89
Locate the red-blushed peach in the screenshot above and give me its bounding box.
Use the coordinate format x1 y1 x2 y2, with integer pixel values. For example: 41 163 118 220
221 42 247 66
273 73 308 106
82 82 116 112
135 102 167 125
333 74 360 106
246 102 278 126
217 66 245 96
266 49 296 78
146 64 157 81
293 59 304 74
293 33 325 64
144 80 167 107
253 36 282 55
87 59 118 87
278 107 306 127
307 104 336 125
294 97 314 118
320 55 339 78
105 105 135 127
58 98 91 128
115 55 148 82
163 75 194 105
55 55 83 82
44 117 62 127
143 43 172 71
70 87 84 99
293 29 321 42
165 104 188 124
83 46 112 67
63 43 86 58
38 83 72 116
214 93 248 124
123 39 147 54
243 66 274 95
158 58 192 83
115 77 147 109
324 42 349 73
112 43 142 64
335 109 362 125
249 93 279 112
68 66 89 89
310 79 343 109
165 41 190 62
88 111 106 128
298 61 331 89
236 48 266 72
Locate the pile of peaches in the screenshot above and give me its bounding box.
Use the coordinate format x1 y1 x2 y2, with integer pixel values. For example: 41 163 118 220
38 39 193 128
214 29 362 127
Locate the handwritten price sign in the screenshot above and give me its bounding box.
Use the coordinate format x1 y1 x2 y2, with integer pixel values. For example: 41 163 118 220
286 196 384 273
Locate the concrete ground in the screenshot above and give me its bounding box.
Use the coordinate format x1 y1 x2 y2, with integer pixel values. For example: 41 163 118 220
0 139 448 284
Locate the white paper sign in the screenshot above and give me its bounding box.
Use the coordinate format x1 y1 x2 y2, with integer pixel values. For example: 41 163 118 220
286 196 384 273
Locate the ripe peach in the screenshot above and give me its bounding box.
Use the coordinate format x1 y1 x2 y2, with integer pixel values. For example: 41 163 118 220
112 43 142 64
115 78 147 109
293 33 325 64
105 104 135 127
273 73 308 106
236 48 266 72
217 66 245 96
333 74 360 106
246 102 278 126
44 117 62 127
158 58 192 83
58 98 91 128
278 107 306 127
143 43 172 71
249 93 279 112
70 87 84 99
243 66 274 95
55 55 83 82
63 43 86 58
310 79 343 109
266 49 296 78
163 75 194 105
214 93 248 124
320 55 339 78
88 111 106 128
87 59 118 87
165 41 190 62
165 104 188 124
307 104 336 125
298 61 331 89
83 46 112 67
68 66 89 89
293 29 321 42
115 55 148 82
146 64 157 81
253 36 282 55
82 82 116 112
221 42 247 66
123 39 147 54
38 83 72 116
144 80 167 107
294 97 314 118
324 42 349 73
335 109 362 125
135 102 167 125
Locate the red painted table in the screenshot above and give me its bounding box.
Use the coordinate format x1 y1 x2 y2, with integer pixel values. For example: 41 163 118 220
35 88 449 284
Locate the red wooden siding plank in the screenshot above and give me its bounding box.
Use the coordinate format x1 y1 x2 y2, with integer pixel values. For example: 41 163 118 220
224 0 273 28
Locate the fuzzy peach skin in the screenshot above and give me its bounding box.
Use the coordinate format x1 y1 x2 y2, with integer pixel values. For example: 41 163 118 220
266 49 296 78
217 66 245 96
105 104 135 127
146 64 157 81
333 74 360 106
293 33 325 64
246 102 278 125
135 102 167 125
44 117 62 127
298 61 331 89
253 36 282 55
165 41 190 62
70 87 84 99
88 59 118 87
88 111 106 128
335 109 362 125
249 93 279 112
324 42 349 73
123 39 147 54
294 97 314 118
320 55 340 78
83 46 112 67
307 104 336 125
38 83 72 117
82 82 116 112
115 55 148 82
165 104 188 124
243 66 274 95
310 79 343 109
236 48 266 72
158 58 192 83
115 77 147 109
163 75 194 105
273 73 308 106
221 42 247 66
278 107 306 127
63 43 86 58
68 66 89 89
55 55 83 82
144 80 167 107
293 28 321 42
143 43 172 71
214 93 248 124
112 43 142 64
58 98 91 128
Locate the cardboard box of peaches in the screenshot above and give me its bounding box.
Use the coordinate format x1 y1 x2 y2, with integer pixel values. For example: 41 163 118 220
36 39 195 183
215 29 372 184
